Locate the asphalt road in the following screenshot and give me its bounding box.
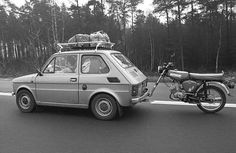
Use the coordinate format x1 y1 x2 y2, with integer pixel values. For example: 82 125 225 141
1 79 236 153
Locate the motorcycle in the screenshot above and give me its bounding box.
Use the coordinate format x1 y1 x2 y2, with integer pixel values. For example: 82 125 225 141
148 62 235 113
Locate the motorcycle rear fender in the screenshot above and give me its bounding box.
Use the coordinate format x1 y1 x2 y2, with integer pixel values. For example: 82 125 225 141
197 81 230 96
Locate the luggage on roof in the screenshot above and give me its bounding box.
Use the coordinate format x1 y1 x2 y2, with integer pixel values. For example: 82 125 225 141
90 31 110 42
68 34 90 43
68 30 110 43
57 31 114 52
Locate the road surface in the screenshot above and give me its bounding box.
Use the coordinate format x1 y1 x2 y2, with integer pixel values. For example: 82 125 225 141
1 79 236 153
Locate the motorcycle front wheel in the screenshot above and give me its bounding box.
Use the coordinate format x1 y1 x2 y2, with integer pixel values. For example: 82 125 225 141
197 86 226 113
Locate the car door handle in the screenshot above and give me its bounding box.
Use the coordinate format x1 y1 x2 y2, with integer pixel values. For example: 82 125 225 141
82 84 87 90
70 78 77 82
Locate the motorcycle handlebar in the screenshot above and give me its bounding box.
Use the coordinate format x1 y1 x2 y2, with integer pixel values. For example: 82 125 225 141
158 62 174 74
166 62 174 68
163 62 174 70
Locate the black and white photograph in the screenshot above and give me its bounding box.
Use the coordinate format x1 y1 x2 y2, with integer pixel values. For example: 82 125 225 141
0 0 236 152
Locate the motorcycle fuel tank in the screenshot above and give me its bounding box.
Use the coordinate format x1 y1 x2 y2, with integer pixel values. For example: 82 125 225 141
168 70 189 81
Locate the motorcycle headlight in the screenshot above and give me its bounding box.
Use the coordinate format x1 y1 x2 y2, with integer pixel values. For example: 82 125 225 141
158 66 163 73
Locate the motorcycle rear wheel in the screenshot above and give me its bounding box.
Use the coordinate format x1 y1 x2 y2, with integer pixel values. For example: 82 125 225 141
197 86 226 113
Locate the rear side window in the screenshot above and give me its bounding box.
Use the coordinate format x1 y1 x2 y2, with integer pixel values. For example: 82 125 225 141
111 53 133 68
81 55 109 74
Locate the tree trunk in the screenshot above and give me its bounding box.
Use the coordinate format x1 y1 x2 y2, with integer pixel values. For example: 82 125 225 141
229 0 233 33
165 8 170 48
51 0 58 47
76 0 79 16
61 10 65 42
206 25 209 67
51 7 56 44
100 0 104 14
191 0 194 26
5 43 8 59
216 8 225 73
0 41 4 60
177 1 184 70
216 23 222 73
225 0 230 66
149 31 154 71
122 2 127 56
131 7 134 33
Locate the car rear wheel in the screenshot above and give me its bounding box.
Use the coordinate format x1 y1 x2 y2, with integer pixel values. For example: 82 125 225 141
16 90 36 113
91 94 118 120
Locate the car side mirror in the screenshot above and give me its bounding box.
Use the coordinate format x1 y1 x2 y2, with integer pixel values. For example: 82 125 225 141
37 69 43 76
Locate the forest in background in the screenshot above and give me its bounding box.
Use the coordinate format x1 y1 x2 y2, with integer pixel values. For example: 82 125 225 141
0 0 236 76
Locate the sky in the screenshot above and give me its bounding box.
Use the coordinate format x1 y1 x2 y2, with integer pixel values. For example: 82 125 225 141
1 0 236 14
1 0 154 14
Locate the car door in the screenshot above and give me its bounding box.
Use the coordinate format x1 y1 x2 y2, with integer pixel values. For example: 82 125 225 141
79 54 110 105
35 54 79 104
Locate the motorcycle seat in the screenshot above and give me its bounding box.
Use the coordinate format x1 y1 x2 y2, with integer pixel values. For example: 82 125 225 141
189 72 224 81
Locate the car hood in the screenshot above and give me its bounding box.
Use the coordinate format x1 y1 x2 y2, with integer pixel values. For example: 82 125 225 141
12 74 37 83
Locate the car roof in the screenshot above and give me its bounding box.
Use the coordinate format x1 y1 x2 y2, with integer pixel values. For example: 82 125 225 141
54 49 121 55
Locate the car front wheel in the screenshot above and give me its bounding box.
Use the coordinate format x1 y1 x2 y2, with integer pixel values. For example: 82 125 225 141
16 90 36 113
91 94 118 120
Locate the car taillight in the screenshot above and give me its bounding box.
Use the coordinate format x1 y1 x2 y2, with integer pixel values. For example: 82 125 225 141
132 85 139 97
143 79 147 87
141 80 147 94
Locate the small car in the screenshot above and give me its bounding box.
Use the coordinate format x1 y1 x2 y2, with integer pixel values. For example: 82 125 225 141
12 41 149 120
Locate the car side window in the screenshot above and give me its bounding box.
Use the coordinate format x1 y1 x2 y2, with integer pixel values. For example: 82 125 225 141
43 55 78 74
44 58 55 73
81 55 109 74
55 55 77 73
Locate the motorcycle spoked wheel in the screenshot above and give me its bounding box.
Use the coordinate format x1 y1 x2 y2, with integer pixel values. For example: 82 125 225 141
197 85 226 113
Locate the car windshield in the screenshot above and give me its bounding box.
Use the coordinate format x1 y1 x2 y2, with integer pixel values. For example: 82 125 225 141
111 53 133 68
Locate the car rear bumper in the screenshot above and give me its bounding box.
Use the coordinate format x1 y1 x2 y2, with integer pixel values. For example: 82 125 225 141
131 88 150 104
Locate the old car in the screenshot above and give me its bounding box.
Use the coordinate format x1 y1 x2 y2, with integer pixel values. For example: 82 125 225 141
12 41 149 120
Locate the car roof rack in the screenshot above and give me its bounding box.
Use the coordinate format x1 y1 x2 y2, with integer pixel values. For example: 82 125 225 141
57 41 115 52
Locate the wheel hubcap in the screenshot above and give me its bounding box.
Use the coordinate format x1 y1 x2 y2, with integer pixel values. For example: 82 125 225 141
19 95 31 109
95 99 112 117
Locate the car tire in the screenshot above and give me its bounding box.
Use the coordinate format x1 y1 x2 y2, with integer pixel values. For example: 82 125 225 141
16 90 36 113
91 94 118 120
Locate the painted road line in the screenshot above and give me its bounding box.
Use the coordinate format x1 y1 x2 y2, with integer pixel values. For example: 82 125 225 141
151 100 236 108
0 92 12 96
225 103 236 108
